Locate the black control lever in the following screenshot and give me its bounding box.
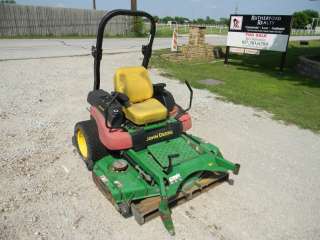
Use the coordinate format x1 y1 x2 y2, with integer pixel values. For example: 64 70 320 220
142 45 148 55
176 81 193 119
184 80 193 112
164 154 180 174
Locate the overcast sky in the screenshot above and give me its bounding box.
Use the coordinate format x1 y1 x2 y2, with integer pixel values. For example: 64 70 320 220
18 0 320 19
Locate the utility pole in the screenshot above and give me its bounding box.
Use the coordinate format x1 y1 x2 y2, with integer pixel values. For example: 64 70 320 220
93 0 96 10
131 0 138 33
131 0 137 11
234 2 239 14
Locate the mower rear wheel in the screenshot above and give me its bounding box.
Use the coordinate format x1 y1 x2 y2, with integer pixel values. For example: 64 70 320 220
74 120 108 171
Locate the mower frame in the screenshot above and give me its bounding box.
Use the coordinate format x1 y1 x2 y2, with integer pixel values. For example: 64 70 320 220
92 9 156 90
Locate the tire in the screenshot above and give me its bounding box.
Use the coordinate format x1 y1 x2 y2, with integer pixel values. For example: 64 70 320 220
74 120 108 171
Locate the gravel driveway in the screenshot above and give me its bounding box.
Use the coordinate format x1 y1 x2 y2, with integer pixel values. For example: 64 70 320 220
0 51 320 240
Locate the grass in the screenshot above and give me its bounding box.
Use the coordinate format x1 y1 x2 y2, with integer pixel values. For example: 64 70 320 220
155 26 228 37
150 41 320 132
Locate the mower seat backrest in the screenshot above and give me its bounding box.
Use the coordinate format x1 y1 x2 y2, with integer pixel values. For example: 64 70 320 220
114 66 168 125
114 66 153 103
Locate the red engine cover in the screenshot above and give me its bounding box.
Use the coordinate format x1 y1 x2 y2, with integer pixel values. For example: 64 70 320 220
91 105 192 151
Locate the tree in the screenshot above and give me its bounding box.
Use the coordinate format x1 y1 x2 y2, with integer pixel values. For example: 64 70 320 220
133 17 145 37
293 12 309 28
302 9 319 29
205 16 216 25
303 9 319 21
174 16 188 24
157 15 226 25
218 18 229 26
153 16 160 23
293 9 319 29
162 16 174 24
0 0 16 3
196 18 205 24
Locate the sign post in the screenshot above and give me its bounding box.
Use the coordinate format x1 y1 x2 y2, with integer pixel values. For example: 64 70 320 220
224 46 230 64
225 15 292 71
279 18 293 72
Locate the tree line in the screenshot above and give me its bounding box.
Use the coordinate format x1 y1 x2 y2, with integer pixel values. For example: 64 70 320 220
292 10 319 29
155 9 319 29
0 0 16 3
154 16 229 26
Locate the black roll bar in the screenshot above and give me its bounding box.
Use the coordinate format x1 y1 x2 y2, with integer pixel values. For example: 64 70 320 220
92 9 156 90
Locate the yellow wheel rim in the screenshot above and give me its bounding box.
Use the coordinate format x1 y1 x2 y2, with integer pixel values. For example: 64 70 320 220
77 129 88 159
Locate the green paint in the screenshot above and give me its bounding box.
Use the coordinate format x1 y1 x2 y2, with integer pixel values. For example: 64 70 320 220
159 198 175 235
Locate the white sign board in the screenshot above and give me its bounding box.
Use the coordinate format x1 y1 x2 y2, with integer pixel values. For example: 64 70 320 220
227 15 292 53
227 32 289 52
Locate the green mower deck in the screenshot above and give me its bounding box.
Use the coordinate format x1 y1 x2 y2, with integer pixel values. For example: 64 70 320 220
92 133 239 235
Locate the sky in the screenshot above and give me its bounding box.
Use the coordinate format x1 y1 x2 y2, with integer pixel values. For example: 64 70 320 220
17 0 320 19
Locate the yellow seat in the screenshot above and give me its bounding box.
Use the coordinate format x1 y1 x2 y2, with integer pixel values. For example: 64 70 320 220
124 98 167 125
114 66 168 125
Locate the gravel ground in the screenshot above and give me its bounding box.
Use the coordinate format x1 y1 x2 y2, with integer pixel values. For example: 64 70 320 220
1 52 320 240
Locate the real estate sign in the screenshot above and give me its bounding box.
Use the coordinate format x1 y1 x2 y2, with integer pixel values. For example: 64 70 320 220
227 15 292 52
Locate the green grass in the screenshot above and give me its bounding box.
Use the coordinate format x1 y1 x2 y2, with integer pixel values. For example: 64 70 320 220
156 26 228 37
151 41 320 132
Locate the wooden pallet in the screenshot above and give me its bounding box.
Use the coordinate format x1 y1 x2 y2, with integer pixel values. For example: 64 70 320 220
131 172 229 224
92 171 229 225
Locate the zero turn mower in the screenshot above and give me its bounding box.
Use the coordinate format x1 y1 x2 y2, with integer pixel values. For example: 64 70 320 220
73 9 240 235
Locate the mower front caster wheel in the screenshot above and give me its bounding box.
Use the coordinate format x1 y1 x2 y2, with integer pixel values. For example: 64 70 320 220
73 120 108 171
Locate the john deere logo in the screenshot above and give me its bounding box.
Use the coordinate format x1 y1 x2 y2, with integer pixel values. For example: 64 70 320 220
146 130 174 142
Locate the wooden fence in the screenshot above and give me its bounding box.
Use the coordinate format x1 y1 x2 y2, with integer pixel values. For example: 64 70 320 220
0 4 132 37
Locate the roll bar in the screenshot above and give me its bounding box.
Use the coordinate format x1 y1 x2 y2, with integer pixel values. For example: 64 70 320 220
92 9 156 90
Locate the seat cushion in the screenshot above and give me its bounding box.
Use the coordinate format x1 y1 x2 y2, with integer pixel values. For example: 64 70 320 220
114 66 153 103
124 98 168 125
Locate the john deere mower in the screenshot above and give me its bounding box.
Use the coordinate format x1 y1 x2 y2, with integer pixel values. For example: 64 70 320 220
73 9 240 235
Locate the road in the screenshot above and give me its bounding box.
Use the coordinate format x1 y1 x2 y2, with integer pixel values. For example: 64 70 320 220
0 38 320 240
1 35 319 60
